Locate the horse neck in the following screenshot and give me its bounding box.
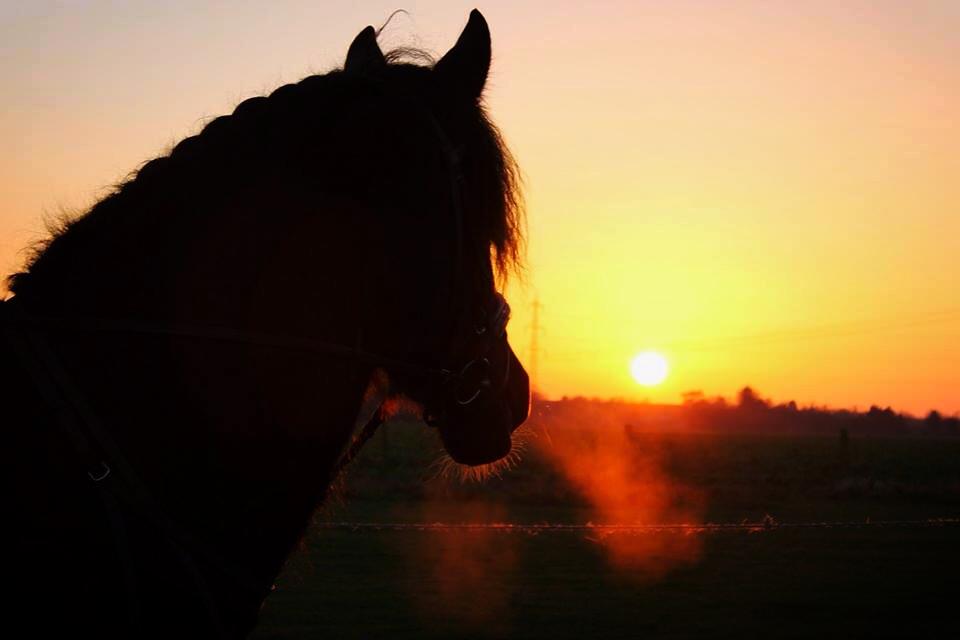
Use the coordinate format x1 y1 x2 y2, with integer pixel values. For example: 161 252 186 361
10 200 396 627
31 305 371 575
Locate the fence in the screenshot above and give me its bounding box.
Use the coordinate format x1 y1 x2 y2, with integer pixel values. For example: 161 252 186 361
316 517 960 533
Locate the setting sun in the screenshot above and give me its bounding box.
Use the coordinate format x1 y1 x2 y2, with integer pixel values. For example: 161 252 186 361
630 351 669 387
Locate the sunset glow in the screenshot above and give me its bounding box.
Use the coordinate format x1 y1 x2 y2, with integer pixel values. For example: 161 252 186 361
5 6 959 638
2 1 958 415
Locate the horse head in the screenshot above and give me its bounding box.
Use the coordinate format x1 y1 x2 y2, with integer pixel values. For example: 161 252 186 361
340 10 530 466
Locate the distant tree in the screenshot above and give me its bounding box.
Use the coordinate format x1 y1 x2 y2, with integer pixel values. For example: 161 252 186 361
925 410 944 435
737 386 769 409
682 390 705 406
868 405 896 418
862 405 907 435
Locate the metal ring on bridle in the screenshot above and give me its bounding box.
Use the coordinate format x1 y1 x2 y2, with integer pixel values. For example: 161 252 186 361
454 357 491 406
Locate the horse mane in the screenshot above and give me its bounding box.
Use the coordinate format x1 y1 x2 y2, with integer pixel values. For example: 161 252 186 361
7 47 524 302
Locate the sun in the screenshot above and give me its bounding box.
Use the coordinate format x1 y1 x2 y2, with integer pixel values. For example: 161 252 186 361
630 351 669 386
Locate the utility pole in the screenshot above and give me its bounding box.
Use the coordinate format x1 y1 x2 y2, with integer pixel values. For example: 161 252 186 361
529 297 542 396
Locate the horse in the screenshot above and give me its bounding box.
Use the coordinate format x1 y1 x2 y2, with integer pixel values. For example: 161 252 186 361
1 10 529 638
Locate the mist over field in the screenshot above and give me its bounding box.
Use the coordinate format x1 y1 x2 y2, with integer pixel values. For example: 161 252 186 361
252 395 960 638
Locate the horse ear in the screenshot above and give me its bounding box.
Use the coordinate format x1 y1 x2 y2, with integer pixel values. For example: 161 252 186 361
344 26 386 74
434 9 491 101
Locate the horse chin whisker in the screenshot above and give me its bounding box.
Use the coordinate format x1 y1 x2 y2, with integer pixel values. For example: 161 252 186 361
429 439 526 484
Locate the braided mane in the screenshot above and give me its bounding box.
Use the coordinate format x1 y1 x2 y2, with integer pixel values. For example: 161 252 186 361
8 51 523 304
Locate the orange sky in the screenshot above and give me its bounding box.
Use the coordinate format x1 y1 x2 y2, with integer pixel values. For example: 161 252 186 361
2 1 958 415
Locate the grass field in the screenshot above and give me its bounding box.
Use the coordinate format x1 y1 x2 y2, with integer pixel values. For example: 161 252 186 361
251 422 960 638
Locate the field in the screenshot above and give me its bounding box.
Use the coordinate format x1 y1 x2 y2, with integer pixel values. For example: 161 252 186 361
251 418 960 639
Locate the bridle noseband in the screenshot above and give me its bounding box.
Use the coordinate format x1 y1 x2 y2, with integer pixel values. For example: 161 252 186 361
451 292 511 408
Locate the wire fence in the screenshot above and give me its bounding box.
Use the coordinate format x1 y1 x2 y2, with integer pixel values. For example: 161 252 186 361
316 518 960 533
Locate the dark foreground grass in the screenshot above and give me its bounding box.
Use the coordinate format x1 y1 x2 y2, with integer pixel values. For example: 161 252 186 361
252 522 959 639
251 430 960 638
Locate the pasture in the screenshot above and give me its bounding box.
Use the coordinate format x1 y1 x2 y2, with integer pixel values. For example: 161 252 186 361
251 421 960 638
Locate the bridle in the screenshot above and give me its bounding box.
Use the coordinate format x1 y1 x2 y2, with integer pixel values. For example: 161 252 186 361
447 291 512 408
0 92 515 636
1 286 512 426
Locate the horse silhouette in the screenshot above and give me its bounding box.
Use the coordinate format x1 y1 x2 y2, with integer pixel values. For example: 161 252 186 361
1 10 528 638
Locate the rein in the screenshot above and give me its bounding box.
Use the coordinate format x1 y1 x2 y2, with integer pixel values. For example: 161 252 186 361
16 306 457 379
0 298 281 637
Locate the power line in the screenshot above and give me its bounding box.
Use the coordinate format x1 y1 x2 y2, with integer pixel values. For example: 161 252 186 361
528 306 960 361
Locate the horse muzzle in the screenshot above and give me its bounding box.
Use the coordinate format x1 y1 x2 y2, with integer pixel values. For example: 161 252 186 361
437 345 529 466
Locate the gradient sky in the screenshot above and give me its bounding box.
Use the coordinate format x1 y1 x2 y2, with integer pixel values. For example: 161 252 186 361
2 1 958 414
